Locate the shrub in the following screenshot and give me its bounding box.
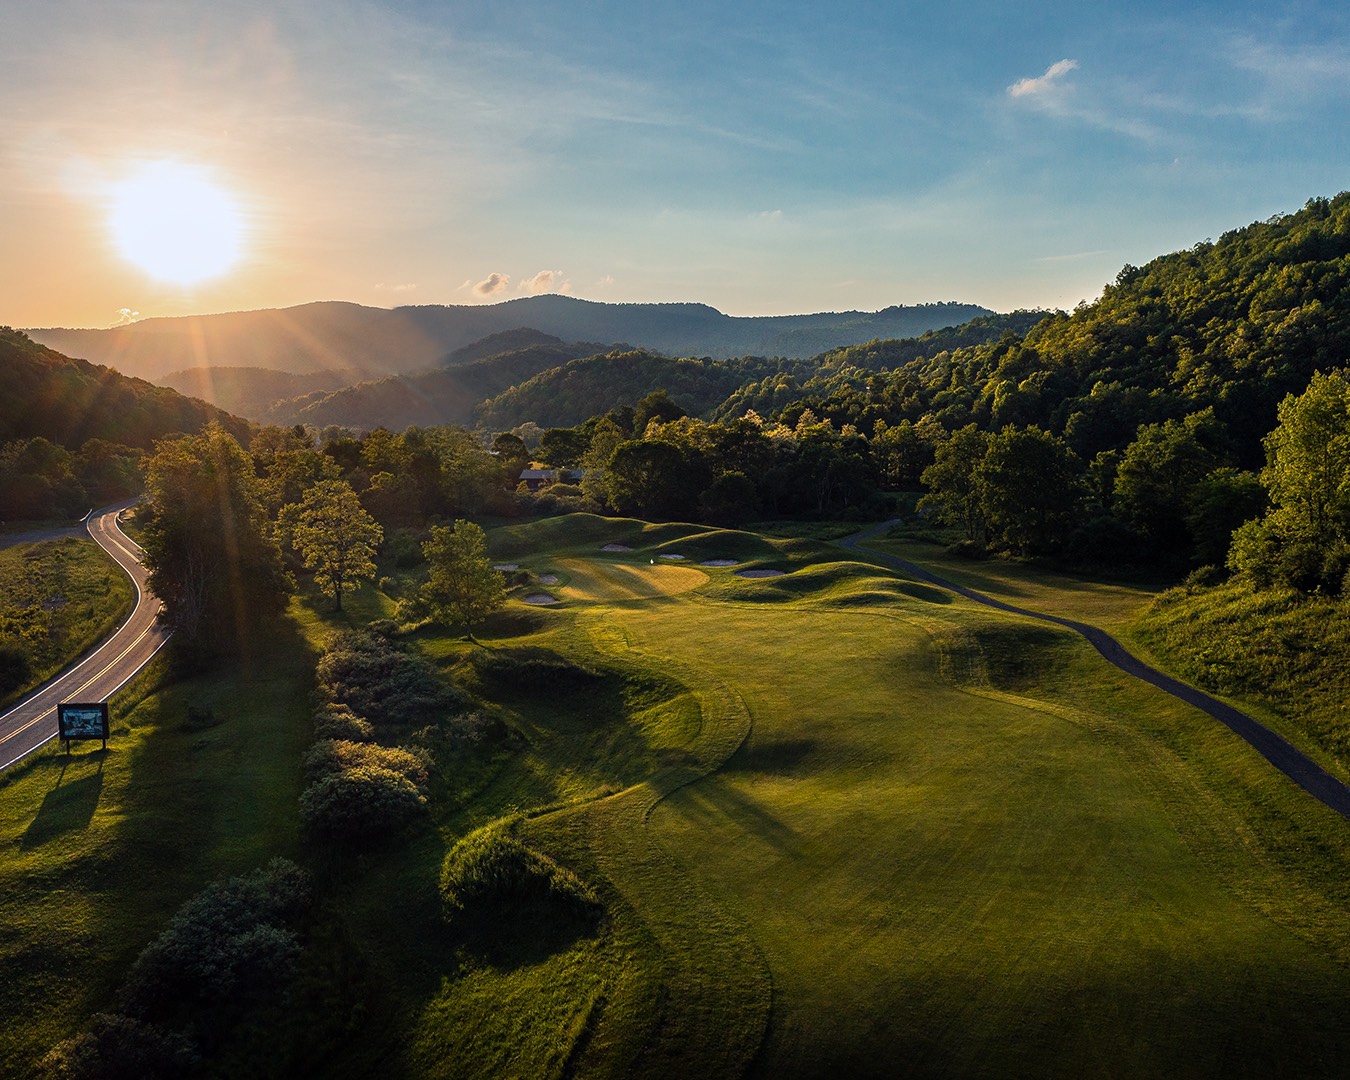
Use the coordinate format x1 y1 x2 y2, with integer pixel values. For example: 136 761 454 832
0 641 31 697
440 823 601 922
314 629 459 726
304 739 430 787
119 860 310 1023
299 765 426 842
311 705 375 743
39 1013 198 1080
467 646 601 692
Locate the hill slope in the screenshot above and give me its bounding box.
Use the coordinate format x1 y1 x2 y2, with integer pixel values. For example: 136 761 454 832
0 327 250 450
27 297 993 381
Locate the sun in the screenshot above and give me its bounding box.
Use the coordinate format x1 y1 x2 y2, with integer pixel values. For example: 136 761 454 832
107 161 245 284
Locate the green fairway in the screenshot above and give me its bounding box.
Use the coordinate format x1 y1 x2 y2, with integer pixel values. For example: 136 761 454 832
440 516 1350 1077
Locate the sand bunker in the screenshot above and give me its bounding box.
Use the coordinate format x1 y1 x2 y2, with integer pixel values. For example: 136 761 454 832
735 569 787 578
659 553 687 560
492 563 519 571
700 559 739 567
601 543 632 552
523 593 558 605
538 574 559 585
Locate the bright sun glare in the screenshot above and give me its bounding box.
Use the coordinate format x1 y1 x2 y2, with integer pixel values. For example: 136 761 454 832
107 161 245 284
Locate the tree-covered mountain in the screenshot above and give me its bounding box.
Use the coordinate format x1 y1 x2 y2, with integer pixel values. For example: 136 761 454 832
27 297 993 381
753 194 1350 466
0 328 248 450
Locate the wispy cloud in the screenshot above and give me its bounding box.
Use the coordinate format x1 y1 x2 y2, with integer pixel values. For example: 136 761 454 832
472 272 510 297
374 281 417 292
1008 59 1079 100
520 269 569 294
111 307 140 326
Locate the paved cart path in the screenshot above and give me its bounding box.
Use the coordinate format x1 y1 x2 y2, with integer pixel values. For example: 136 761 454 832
0 505 170 770
841 522 1350 821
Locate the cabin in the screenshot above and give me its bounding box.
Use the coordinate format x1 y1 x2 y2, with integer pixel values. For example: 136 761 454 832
518 468 585 491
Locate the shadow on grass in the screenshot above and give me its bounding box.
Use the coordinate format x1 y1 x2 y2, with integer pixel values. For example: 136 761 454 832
452 900 604 973
20 756 105 850
723 737 819 778
668 776 801 853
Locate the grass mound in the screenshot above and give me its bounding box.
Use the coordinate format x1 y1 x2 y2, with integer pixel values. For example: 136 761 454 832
440 821 602 923
467 646 601 691
1136 578 1350 766
489 514 649 559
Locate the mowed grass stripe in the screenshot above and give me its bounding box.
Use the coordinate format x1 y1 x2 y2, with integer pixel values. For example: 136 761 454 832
520 602 770 1079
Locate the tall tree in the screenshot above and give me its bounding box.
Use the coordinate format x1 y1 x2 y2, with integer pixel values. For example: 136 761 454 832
141 422 290 658
420 520 505 636
975 426 1082 555
919 425 989 544
279 479 383 611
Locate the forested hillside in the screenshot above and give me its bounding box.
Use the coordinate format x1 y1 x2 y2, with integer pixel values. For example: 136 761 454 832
0 328 250 520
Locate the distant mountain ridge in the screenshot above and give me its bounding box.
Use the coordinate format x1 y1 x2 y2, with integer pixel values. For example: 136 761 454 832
27 296 994 381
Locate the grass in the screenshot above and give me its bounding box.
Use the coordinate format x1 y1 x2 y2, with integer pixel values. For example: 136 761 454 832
5 513 1350 1077
0 537 135 708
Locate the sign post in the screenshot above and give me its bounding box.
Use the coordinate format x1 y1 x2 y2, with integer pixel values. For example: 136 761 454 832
57 702 110 752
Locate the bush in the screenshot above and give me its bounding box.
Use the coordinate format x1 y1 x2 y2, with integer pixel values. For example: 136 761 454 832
311 705 375 743
314 629 460 726
467 647 601 692
0 641 31 697
39 1013 198 1080
440 823 601 922
299 765 426 842
119 860 310 1024
304 739 430 787
383 527 426 568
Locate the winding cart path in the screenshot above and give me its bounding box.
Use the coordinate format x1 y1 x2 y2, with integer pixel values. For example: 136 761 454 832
841 522 1350 821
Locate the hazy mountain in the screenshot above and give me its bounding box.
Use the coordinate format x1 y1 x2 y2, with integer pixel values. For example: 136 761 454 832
27 297 994 381
157 367 361 423
268 338 612 430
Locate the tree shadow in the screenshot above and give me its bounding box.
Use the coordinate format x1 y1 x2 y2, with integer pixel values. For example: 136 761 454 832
21 755 105 849
667 775 801 853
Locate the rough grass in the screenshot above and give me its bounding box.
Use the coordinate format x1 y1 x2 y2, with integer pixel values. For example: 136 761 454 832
0 537 134 708
1136 579 1350 773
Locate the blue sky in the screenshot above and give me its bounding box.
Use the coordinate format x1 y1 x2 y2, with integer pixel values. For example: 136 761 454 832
2 1 1347 327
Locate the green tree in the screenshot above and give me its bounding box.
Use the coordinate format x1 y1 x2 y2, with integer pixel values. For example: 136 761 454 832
421 520 505 635
976 426 1082 555
141 422 290 658
919 425 989 544
1229 370 1350 592
279 479 383 611
1113 410 1227 552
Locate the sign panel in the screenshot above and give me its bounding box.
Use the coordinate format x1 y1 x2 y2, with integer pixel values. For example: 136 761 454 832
57 702 110 742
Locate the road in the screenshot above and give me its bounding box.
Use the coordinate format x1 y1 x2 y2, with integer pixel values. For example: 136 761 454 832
0 505 171 770
841 522 1350 822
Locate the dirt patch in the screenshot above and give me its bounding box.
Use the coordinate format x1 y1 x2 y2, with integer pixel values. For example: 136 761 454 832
736 569 787 578
659 553 687 560
523 593 559 605
700 559 739 567
601 543 632 552
538 574 559 585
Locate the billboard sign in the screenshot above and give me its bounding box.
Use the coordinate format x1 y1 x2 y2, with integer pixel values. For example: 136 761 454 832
57 702 110 747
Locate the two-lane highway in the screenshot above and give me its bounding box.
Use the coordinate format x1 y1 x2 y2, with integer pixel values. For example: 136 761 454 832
0 505 171 770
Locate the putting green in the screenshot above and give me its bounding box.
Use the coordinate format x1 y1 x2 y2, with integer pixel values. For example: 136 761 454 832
556 557 706 602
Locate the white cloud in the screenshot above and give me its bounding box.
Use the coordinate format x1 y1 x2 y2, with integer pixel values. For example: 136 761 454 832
111 307 140 326
374 281 417 292
1008 59 1079 100
472 272 511 296
520 269 568 294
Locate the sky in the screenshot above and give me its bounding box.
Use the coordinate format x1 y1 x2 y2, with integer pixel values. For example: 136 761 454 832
2 0 1348 328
